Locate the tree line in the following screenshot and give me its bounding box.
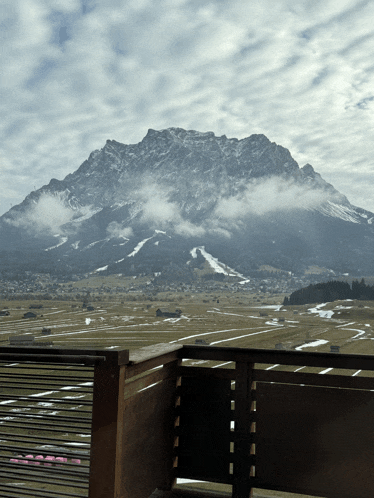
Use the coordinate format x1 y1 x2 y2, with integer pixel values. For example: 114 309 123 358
283 279 374 306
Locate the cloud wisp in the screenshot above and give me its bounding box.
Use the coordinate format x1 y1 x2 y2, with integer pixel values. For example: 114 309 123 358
5 193 75 235
133 177 333 237
214 177 332 219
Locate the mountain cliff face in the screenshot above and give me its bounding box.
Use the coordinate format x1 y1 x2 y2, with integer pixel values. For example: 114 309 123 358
1 128 374 280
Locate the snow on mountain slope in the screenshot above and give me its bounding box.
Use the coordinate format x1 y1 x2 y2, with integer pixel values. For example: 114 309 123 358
128 237 154 257
190 246 247 279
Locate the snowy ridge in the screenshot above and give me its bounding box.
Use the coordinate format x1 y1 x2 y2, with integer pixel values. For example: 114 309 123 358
317 202 361 224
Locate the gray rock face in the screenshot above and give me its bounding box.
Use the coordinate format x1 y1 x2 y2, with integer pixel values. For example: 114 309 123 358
1 128 374 279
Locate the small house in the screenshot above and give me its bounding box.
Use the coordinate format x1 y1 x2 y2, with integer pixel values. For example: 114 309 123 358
195 339 209 345
330 345 340 353
86 306 95 311
0 310 10 316
41 328 52 335
23 312 37 319
156 308 182 318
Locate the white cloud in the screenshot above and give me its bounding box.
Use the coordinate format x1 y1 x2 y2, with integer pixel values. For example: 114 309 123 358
138 185 180 225
214 177 331 219
5 193 74 234
174 221 206 238
2 0 374 218
106 221 133 239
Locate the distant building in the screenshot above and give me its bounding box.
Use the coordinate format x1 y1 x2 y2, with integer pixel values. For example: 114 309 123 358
0 310 10 316
41 328 51 335
86 306 95 311
195 339 209 345
23 312 37 319
156 308 182 318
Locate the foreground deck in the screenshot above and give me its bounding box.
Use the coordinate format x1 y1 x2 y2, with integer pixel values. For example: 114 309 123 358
0 343 374 498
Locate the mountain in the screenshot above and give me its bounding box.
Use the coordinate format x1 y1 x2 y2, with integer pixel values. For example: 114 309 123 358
1 127 374 281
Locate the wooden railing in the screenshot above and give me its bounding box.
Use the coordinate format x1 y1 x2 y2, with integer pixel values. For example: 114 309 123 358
2 344 374 498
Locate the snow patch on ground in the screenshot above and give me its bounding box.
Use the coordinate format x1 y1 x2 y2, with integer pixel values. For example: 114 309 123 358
295 339 329 350
308 303 334 318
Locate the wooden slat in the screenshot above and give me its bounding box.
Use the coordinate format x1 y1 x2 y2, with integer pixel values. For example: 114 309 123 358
180 345 374 371
254 369 374 390
124 362 179 399
126 344 182 378
232 361 254 498
118 361 179 498
88 356 121 498
0 346 129 365
178 366 236 380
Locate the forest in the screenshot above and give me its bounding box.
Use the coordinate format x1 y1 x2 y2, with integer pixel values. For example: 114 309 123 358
283 279 374 305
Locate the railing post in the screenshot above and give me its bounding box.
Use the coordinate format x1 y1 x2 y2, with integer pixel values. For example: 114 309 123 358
233 361 255 498
88 350 129 498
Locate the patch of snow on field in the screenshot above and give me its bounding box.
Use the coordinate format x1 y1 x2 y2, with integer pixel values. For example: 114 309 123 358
319 368 333 375
266 320 283 326
346 329 366 339
85 318 92 325
295 339 329 350
255 305 283 311
210 327 284 346
308 303 334 318
294 366 305 372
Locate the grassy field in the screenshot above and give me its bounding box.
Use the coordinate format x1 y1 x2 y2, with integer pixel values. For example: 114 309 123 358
1 293 374 359
1 293 374 498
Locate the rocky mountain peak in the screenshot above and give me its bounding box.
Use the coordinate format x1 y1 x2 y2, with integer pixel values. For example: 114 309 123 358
1 128 374 280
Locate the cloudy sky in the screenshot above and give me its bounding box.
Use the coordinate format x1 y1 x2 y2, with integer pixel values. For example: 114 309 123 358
2 0 374 217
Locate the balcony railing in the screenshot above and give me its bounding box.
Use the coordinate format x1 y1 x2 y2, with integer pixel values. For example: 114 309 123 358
1 343 374 498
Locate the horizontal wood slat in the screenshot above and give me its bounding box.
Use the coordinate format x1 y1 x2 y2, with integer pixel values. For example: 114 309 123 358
178 366 236 380
254 369 374 390
179 345 374 371
126 346 181 379
124 362 179 399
